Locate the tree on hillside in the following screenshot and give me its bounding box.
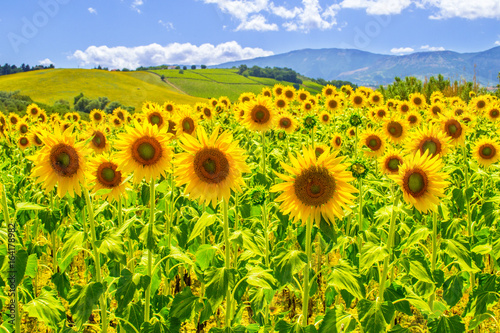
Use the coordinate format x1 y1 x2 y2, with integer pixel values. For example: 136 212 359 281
191 65 196 70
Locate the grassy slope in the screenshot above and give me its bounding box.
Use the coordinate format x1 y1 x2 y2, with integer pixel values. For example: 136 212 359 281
151 68 323 101
0 69 206 110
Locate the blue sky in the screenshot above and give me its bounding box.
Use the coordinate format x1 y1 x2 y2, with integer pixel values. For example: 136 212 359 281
0 0 499 69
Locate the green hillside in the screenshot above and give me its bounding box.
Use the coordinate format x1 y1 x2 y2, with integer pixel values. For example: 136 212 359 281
150 68 323 101
0 69 206 110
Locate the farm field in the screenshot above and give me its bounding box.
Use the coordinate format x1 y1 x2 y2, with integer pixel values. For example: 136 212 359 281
0 84 499 333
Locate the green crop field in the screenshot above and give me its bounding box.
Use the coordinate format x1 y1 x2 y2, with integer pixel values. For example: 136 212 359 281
0 69 206 110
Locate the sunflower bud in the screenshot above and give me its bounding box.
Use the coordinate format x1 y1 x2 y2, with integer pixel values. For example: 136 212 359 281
277 130 287 141
349 159 368 179
248 185 267 206
349 113 363 127
303 114 317 130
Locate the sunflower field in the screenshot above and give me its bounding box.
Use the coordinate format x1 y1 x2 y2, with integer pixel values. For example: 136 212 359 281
0 84 499 333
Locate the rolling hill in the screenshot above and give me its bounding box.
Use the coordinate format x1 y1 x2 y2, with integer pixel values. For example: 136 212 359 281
0 69 207 110
215 47 500 87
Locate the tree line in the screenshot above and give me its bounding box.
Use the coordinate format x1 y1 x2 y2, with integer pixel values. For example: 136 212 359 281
1 63 54 76
237 65 303 84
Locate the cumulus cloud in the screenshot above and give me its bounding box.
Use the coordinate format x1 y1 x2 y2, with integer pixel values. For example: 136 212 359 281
420 45 445 51
390 47 414 53
340 0 412 15
70 42 274 69
39 58 53 66
202 0 338 32
495 41 500 46
423 0 500 19
131 0 144 13
88 7 97 14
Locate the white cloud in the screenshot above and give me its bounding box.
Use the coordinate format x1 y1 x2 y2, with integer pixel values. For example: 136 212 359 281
390 47 414 53
39 58 53 66
340 0 412 15
70 42 274 68
132 0 144 13
202 0 338 32
423 0 500 19
495 41 500 46
236 14 278 31
420 45 445 51
158 20 174 30
88 7 97 14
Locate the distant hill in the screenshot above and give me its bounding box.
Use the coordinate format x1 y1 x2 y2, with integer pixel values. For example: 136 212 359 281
0 69 206 110
215 47 500 87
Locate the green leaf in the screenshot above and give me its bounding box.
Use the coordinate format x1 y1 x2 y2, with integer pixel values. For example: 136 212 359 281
195 244 217 271
245 267 277 290
117 301 144 332
273 248 307 285
318 305 356 333
116 269 138 311
170 287 200 322
188 213 217 243
205 266 236 309
1 249 29 288
441 239 477 273
51 271 71 300
59 230 85 272
384 283 412 316
169 246 195 268
15 202 47 211
25 253 38 279
327 260 365 300
67 282 104 330
357 298 395 333
443 274 464 307
428 315 465 333
401 227 430 249
24 287 65 329
408 250 434 284
388 325 412 333
463 274 499 318
360 242 388 273
99 233 125 263
468 311 496 330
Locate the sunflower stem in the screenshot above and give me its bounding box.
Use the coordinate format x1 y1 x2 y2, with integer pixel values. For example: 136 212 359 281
462 146 475 291
223 198 233 327
2 184 20 333
145 177 155 323
83 187 108 333
117 195 123 273
428 210 438 312
355 126 358 158
310 128 315 150
302 218 313 326
378 193 399 302
357 178 364 252
261 131 267 183
164 172 175 296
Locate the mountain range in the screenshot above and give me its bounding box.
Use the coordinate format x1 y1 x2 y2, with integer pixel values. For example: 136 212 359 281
215 47 500 87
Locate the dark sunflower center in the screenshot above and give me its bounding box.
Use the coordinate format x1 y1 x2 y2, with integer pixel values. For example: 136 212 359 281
34 134 42 145
194 148 229 184
353 96 363 105
408 115 417 124
285 90 294 99
477 100 486 109
97 162 121 187
328 100 338 109
444 120 462 139
149 113 163 126
315 147 325 158
264 91 271 97
294 166 336 206
479 144 496 159
277 99 286 108
420 138 441 156
204 108 211 117
242 97 250 103
131 137 163 166
414 97 422 105
20 137 28 145
31 109 38 115
335 137 341 146
455 109 464 116
182 118 195 134
50 143 80 177
372 95 380 102
93 113 102 121
117 112 125 121
322 115 329 122
114 119 120 125
432 106 441 115
167 120 176 135
490 109 499 118
11 117 18 124
378 110 386 117
387 122 403 138
299 93 307 101
403 169 428 198
280 118 291 128
92 131 106 149
275 88 283 95
367 136 381 150
325 88 333 96
251 105 270 124
401 104 409 112
386 157 401 172
20 124 28 133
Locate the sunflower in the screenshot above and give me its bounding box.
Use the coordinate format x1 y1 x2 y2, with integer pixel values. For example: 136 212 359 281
200 104 214 121
319 111 331 125
347 127 356 139
167 120 177 136
27 103 42 120
174 126 250 207
273 84 285 97
144 105 167 130
322 85 336 98
314 144 329 158
359 129 386 158
90 109 106 125
371 106 389 122
175 108 198 136
486 104 500 121
428 102 446 119
8 113 20 127
242 96 276 132
397 101 412 114
296 89 310 103
283 86 296 101
239 92 255 104
276 112 297 134
114 121 173 184
379 148 404 175
261 87 272 98
30 129 45 147
37 110 47 124
383 117 409 144
386 99 397 111
111 116 123 128
88 127 110 154
441 115 467 146
405 125 450 158
409 93 427 109
16 120 29 135
331 133 343 150
18 136 31 150
302 101 314 114
472 137 500 168
271 147 357 225
325 96 341 113
87 154 129 202
28 126 89 198
369 91 384 106
218 96 231 110
163 101 176 114
341 85 353 97
406 111 421 127
391 150 448 213
470 96 489 114
274 97 289 111
141 101 157 113
350 91 366 108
